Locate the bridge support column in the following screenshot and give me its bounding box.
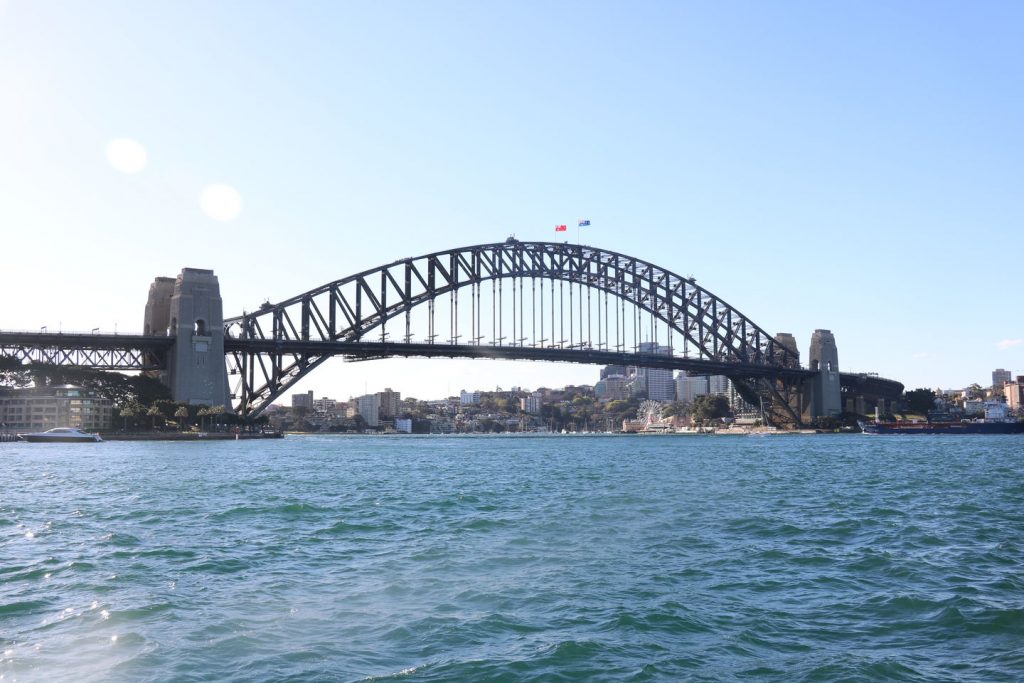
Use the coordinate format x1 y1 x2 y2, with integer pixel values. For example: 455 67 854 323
806 329 841 421
158 268 231 410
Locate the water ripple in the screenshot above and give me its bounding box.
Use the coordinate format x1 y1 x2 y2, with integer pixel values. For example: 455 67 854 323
1 434 1022 681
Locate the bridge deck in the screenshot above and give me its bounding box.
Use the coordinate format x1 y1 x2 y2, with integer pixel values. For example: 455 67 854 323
0 332 174 350
223 339 815 379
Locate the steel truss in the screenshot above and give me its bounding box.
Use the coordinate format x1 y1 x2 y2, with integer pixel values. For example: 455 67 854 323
224 240 807 419
0 333 171 371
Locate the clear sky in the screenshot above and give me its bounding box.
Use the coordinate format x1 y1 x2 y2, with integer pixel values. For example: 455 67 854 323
1 1 1022 401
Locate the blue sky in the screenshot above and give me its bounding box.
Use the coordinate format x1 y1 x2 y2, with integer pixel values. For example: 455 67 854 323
1 1 1022 400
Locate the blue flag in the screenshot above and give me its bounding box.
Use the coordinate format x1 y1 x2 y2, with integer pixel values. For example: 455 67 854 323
578 219 591 227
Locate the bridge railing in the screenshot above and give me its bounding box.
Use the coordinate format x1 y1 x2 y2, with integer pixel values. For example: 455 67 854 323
0 327 141 336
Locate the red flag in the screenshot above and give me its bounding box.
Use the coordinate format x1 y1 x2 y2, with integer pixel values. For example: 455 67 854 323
555 224 567 232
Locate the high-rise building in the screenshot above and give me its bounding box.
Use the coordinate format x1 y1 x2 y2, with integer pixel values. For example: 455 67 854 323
377 388 401 419
595 377 630 401
355 394 380 427
675 373 709 403
292 390 314 410
600 365 627 380
460 390 481 405
633 342 675 401
520 393 543 414
993 369 1012 390
708 375 730 395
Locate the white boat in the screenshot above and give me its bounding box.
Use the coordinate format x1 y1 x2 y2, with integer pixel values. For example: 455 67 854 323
18 427 103 443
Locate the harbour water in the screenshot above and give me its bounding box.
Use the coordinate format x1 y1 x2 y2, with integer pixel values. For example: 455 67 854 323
2 434 1022 681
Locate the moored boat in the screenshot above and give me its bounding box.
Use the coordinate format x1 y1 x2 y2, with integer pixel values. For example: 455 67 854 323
18 427 104 443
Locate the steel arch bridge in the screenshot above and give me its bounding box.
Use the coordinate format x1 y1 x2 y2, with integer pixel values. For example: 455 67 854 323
224 239 811 420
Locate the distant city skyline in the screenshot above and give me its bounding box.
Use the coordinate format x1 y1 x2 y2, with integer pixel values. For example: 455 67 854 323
283 362 1018 408
2 2 1022 398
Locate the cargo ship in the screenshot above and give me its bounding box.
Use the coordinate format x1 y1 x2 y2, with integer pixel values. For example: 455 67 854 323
860 403 1024 434
860 420 1024 435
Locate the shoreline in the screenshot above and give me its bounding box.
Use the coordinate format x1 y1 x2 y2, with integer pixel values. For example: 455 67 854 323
100 431 284 441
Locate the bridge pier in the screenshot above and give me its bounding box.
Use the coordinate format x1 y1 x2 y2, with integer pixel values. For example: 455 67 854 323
144 268 231 410
806 329 842 421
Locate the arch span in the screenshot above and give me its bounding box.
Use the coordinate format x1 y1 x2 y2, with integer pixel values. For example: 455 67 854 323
224 240 803 416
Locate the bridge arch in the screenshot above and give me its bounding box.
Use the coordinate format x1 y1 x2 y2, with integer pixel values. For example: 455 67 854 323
224 240 801 415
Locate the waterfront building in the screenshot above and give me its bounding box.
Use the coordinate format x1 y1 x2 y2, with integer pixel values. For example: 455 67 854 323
993 368 1012 390
0 385 113 431
395 418 413 434
292 390 314 410
355 394 380 427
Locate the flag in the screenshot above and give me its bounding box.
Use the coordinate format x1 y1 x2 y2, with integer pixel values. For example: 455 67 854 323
578 219 590 227
555 224 567 232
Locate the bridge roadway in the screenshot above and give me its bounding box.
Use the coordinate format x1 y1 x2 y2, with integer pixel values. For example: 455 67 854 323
0 331 810 378
1 331 905 401
0 331 812 378
225 338 816 380
0 331 173 370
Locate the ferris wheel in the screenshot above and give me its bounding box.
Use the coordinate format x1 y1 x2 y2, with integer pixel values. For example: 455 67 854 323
637 400 663 424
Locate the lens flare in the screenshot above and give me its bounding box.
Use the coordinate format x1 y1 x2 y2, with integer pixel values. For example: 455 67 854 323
105 138 148 174
199 183 243 222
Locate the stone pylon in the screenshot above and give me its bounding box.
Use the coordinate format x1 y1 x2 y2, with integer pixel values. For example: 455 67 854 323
807 329 841 420
144 268 231 410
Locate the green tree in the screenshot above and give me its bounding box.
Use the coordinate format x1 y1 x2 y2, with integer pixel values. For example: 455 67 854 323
692 395 731 423
604 398 639 425
14 364 170 407
904 388 936 415
662 401 691 418
153 399 179 422
0 356 32 388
